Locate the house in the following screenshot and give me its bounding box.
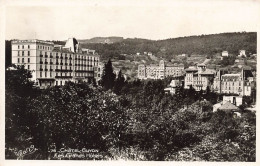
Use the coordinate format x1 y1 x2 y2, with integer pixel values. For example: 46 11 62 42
238 50 246 57
213 101 241 117
222 51 229 57
213 68 254 96
223 95 243 106
164 80 182 94
184 63 215 91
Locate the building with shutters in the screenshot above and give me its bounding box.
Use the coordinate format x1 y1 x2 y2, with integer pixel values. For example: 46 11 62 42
138 60 185 80
11 38 100 88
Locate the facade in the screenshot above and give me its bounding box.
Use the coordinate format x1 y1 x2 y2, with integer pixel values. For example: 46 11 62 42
213 68 254 96
238 50 246 57
223 95 243 106
138 60 185 80
12 38 100 88
222 51 229 57
213 101 241 117
184 63 215 91
164 80 182 94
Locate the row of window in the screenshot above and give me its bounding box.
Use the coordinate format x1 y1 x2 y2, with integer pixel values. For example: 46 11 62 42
39 72 92 78
18 45 30 49
38 45 52 50
17 58 30 63
18 51 30 56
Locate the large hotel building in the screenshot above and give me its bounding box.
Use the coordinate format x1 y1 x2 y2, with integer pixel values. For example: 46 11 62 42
138 60 185 79
11 38 100 88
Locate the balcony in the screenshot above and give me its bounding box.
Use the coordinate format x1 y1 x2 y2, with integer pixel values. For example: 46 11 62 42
45 62 48 64
40 61 43 64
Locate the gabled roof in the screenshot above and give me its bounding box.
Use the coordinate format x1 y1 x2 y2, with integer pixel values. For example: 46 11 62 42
218 102 240 111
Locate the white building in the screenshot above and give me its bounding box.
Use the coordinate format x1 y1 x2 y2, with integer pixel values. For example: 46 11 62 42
164 80 182 94
184 63 215 91
138 60 185 80
222 51 229 57
213 68 254 96
12 38 100 88
238 50 246 57
223 96 243 106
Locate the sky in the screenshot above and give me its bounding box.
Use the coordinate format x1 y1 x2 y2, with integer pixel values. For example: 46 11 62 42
4 0 260 41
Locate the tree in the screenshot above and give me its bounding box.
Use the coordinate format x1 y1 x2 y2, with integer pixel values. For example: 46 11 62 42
100 59 116 91
113 70 125 94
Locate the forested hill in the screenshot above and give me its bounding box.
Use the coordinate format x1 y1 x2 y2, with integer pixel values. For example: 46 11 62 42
80 32 257 57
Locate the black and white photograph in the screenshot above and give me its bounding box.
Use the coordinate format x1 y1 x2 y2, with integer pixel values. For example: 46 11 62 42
1 0 259 164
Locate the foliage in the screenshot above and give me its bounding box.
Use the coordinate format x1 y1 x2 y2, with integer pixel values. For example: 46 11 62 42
81 32 256 60
5 66 256 161
100 59 116 91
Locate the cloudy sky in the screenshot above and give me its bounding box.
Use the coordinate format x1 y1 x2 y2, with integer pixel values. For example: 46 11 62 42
4 0 260 40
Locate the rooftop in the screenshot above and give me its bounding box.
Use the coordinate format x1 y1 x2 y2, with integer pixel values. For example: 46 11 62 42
218 102 240 111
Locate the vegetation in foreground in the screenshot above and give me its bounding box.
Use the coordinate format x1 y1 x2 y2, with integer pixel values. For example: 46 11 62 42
5 64 256 161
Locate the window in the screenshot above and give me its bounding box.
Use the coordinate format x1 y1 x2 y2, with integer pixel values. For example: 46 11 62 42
28 58 30 63
28 51 30 56
22 51 24 56
56 81 58 85
38 45 39 49
22 45 24 49
18 58 20 63
18 51 20 56
45 72 47 77
40 72 42 77
28 45 30 49
50 72 52 77
18 45 20 49
60 81 62 85
28 65 30 70
22 58 24 63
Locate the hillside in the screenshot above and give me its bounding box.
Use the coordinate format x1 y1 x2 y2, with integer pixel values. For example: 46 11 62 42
78 37 124 44
81 32 257 60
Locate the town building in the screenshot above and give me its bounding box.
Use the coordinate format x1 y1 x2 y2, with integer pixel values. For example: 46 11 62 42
213 101 241 117
222 51 229 57
11 38 100 88
164 80 182 94
138 60 185 80
213 68 254 96
238 50 246 57
184 63 215 91
223 95 243 106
